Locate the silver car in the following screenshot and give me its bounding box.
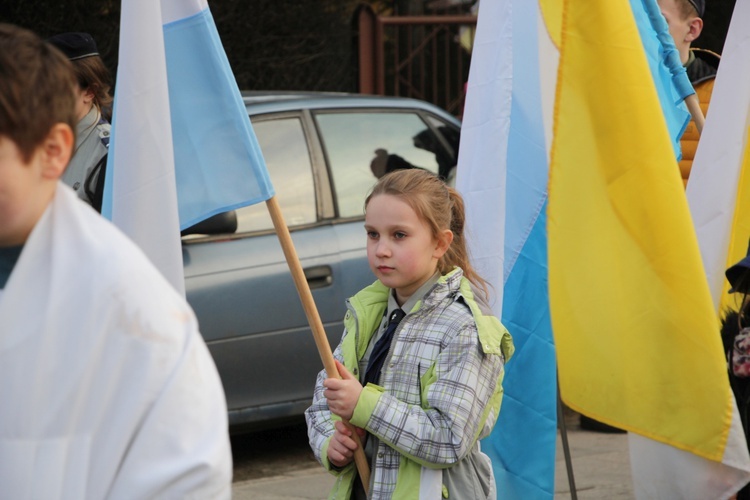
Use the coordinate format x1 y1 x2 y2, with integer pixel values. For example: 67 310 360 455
183 92 461 431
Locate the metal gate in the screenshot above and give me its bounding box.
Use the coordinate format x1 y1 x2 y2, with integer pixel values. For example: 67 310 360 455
357 5 477 118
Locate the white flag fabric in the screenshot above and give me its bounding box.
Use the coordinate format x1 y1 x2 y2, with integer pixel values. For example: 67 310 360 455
104 0 183 293
456 0 557 496
687 0 750 313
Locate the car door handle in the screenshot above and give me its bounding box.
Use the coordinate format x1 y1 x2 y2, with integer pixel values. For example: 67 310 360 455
304 265 333 289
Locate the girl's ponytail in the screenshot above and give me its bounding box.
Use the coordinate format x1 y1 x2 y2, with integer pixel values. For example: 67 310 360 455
442 187 489 299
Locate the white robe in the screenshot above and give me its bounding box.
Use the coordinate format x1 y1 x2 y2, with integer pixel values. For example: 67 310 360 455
0 184 232 499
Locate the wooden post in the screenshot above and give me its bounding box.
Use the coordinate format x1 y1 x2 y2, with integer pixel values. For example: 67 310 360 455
685 93 705 135
266 195 370 494
358 5 376 95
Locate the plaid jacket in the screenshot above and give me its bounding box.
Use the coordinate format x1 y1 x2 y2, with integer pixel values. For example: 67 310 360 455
305 268 513 499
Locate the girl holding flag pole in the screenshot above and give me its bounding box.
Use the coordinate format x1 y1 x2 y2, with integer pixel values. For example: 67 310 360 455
306 169 513 499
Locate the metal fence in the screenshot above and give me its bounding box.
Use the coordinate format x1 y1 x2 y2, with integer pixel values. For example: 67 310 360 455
357 4 477 117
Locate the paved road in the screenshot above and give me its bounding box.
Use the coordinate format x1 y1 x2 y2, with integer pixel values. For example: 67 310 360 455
231 413 634 499
231 420 317 483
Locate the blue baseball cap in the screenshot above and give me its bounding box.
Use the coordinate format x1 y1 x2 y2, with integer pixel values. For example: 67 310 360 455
47 32 99 61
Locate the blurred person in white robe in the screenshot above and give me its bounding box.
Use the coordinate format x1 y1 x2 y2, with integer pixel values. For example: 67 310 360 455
0 23 232 499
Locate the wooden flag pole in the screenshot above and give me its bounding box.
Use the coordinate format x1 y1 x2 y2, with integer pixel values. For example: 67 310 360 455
685 93 705 135
266 195 371 494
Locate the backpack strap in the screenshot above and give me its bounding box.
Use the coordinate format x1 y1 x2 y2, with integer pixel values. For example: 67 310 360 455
84 118 111 213
84 153 107 213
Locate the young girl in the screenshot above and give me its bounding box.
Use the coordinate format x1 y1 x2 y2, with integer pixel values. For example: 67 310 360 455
305 169 513 499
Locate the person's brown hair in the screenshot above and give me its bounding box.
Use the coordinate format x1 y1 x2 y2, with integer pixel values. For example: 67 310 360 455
365 168 489 297
0 23 77 162
72 55 113 121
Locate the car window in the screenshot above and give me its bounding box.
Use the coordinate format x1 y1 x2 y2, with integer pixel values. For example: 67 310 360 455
234 116 317 233
315 111 449 219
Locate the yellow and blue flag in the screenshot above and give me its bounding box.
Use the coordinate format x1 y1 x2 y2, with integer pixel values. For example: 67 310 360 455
457 0 750 497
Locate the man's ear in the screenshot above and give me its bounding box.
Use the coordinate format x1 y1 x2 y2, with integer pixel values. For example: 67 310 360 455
434 229 454 260
686 16 703 43
40 123 74 180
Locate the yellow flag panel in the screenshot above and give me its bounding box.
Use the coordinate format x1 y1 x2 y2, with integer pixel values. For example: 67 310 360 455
547 0 732 461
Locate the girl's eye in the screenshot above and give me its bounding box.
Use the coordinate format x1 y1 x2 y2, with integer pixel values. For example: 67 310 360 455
367 231 379 239
394 231 407 239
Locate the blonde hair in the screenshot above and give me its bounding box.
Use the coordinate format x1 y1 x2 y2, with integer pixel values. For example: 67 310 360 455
365 169 488 297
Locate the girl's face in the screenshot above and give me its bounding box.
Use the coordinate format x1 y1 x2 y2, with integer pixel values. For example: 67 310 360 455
365 194 452 306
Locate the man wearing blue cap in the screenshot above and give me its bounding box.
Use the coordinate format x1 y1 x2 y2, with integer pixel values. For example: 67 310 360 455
47 32 112 211
658 0 720 187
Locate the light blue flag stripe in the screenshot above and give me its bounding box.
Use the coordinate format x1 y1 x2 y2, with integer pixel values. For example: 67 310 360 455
101 97 116 219
163 8 274 230
480 0 557 497
492 207 556 498
631 0 692 159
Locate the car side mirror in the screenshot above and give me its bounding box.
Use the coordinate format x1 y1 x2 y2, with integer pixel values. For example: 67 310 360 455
181 211 238 236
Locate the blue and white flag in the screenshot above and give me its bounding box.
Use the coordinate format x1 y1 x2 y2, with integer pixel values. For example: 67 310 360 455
457 0 557 497
104 0 274 294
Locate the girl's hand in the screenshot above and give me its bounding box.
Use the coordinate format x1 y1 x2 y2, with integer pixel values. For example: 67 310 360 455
326 420 366 468
324 360 363 420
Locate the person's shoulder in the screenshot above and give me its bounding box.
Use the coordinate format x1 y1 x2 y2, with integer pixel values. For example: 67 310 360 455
435 269 486 312
687 48 720 85
350 279 389 307
426 282 476 331
440 301 476 334
692 48 721 66
93 220 184 300
63 193 194 336
66 197 142 266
